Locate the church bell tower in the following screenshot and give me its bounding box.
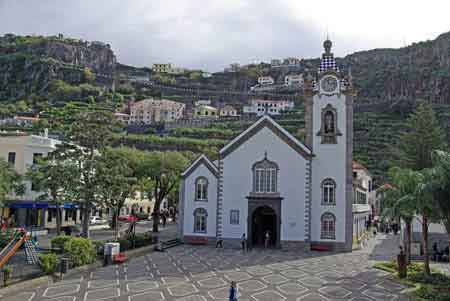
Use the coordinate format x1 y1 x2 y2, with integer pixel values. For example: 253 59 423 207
304 39 355 251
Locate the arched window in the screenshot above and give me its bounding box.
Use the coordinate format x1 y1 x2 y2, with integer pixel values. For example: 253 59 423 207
321 213 336 239
321 178 336 205
193 208 207 233
195 177 208 201
252 157 278 193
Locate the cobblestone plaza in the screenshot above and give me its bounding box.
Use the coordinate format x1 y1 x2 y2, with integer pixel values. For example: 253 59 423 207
3 235 410 301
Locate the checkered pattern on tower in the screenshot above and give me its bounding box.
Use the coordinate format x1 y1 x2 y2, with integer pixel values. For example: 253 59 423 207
319 55 339 73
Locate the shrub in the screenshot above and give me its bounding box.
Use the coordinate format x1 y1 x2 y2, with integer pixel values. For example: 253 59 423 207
63 237 96 267
39 253 59 275
0 230 16 248
91 240 104 256
51 235 72 251
415 285 450 300
117 238 131 252
127 233 152 248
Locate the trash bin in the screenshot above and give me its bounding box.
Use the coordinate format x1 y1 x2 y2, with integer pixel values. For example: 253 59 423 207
60 257 69 274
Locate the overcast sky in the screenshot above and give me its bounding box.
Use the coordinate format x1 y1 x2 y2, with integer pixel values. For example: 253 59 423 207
1 0 449 71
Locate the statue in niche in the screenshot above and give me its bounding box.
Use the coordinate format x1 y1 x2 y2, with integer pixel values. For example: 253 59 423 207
324 111 335 134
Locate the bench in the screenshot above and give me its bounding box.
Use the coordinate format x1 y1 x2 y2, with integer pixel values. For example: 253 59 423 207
185 236 208 245
113 253 128 263
310 244 330 252
162 239 183 250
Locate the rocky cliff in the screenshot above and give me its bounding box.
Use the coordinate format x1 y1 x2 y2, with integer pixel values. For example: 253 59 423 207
0 34 116 99
341 32 450 103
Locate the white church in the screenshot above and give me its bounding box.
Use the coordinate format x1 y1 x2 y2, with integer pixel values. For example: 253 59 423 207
179 40 356 252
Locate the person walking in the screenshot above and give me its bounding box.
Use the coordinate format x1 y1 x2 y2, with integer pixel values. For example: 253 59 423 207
264 231 270 249
228 281 239 301
162 214 167 228
241 233 247 252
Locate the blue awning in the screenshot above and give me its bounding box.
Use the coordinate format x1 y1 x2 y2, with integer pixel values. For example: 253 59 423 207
6 202 79 209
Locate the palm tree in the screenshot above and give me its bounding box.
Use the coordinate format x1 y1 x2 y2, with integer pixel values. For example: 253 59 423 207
382 167 437 275
380 168 416 264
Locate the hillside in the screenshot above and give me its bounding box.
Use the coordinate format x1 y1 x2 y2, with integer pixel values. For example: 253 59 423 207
0 34 116 100
1 32 450 183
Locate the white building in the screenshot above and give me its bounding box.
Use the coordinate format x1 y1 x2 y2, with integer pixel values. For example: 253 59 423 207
219 105 239 117
283 57 301 66
152 63 172 73
194 100 212 106
243 99 294 116
285 74 304 87
271 59 282 67
114 112 131 124
179 39 356 251
129 99 185 124
168 67 187 75
352 161 373 241
0 132 81 229
257 76 275 86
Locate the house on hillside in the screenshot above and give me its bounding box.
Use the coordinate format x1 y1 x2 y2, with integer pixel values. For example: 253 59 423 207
219 105 239 117
114 112 131 124
243 99 294 116
193 105 218 119
152 63 172 73
285 74 304 87
129 99 185 124
257 76 275 86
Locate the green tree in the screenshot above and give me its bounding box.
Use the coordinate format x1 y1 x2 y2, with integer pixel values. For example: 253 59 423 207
65 108 118 238
26 145 78 235
380 168 416 264
137 151 189 233
83 67 96 83
383 167 438 275
394 103 447 170
0 158 24 207
392 103 448 275
95 148 137 239
189 71 202 81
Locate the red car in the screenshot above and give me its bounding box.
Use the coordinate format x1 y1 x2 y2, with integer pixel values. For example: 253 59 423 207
118 215 138 222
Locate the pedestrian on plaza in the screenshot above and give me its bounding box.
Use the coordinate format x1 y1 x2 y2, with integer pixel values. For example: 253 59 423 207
228 281 239 301
216 238 223 248
241 233 246 252
264 231 270 249
162 214 167 228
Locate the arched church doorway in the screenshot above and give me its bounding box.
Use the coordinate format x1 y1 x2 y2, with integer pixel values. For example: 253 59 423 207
251 206 277 247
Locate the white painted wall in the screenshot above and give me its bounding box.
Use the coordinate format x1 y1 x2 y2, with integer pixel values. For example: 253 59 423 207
0 135 59 201
310 91 348 243
221 127 308 241
182 164 217 237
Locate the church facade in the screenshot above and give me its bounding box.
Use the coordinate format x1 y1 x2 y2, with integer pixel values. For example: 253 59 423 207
179 40 356 251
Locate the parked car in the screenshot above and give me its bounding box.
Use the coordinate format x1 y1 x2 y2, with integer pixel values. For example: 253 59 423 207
118 215 139 222
135 213 149 221
89 216 107 225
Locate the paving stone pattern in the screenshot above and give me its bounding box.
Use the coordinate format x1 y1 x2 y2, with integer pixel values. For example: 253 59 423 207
3 243 411 301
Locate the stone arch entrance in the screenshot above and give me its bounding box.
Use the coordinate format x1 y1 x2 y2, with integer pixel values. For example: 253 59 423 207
247 198 282 248
251 206 277 247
